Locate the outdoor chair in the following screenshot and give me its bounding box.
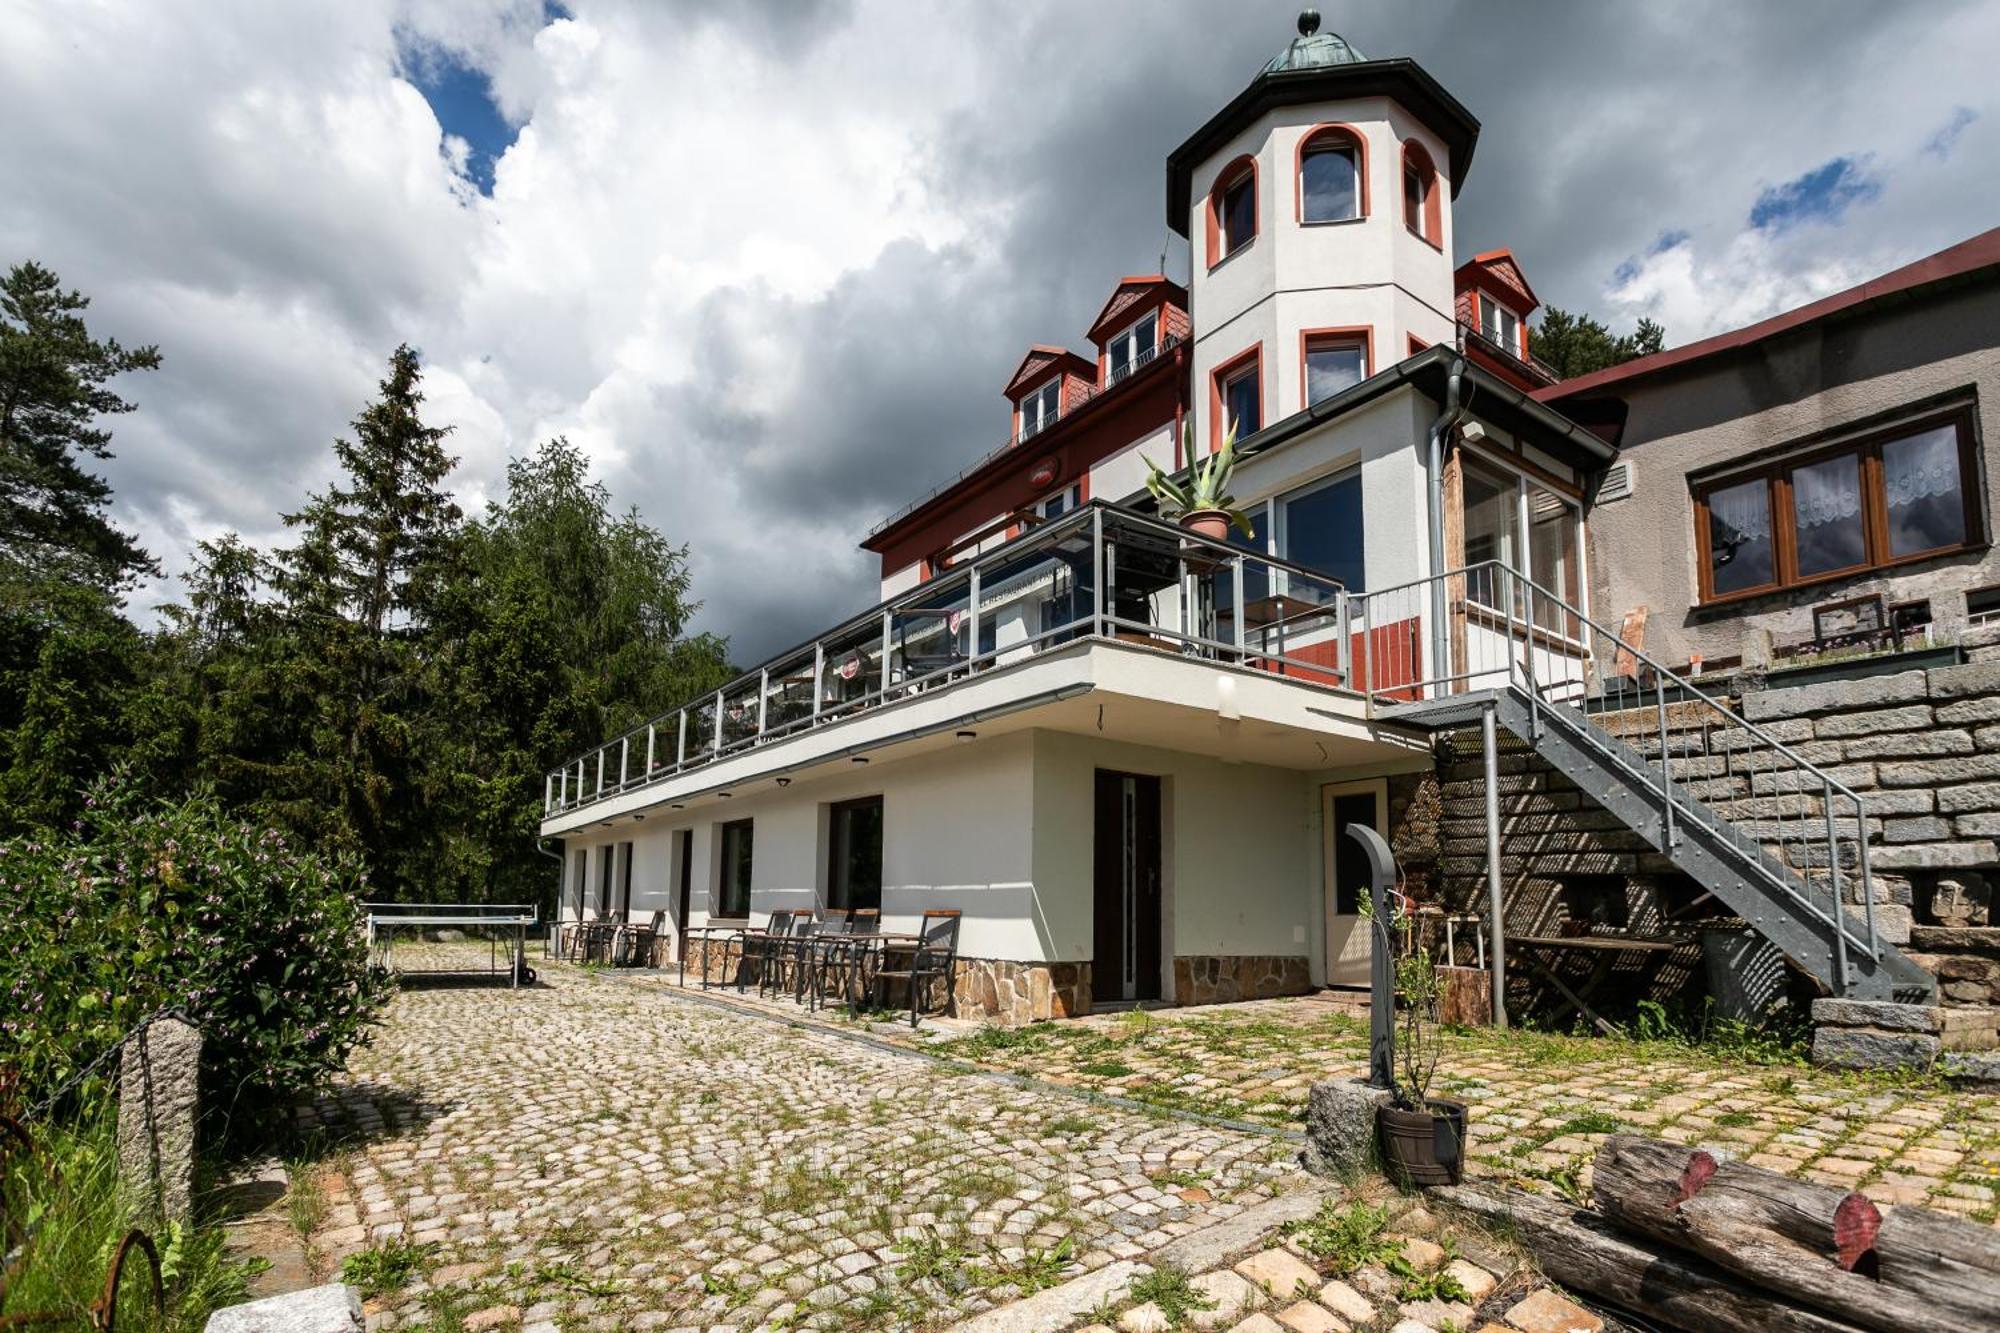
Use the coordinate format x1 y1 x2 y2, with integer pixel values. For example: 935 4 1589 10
870 909 962 1028
786 909 849 1003
615 910 665 967
760 911 817 998
742 910 803 993
810 908 878 1012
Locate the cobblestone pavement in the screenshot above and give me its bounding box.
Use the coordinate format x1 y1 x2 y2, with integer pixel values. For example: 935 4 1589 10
297 965 1310 1331
882 995 2000 1225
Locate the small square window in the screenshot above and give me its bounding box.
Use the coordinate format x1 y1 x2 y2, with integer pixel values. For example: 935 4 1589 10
1018 380 1060 440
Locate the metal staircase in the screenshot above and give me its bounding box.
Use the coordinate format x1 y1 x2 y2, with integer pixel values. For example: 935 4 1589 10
1353 563 1935 1003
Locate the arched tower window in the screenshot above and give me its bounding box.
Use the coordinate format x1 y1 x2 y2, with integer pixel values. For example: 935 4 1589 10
1297 125 1366 224
1401 140 1441 247
1205 155 1259 268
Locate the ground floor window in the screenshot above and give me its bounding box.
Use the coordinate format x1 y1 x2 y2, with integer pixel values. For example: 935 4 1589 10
826 796 884 911
718 819 754 917
597 844 614 915
1462 455 1582 632
571 849 586 919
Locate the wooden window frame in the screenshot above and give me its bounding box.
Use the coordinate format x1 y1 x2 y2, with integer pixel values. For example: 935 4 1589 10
1691 407 1984 606
1296 124 1368 225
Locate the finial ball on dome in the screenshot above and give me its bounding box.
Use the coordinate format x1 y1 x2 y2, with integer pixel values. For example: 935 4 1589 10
1298 9 1321 37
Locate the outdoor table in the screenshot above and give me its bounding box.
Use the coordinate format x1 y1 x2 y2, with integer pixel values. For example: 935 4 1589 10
1506 933 1693 1035
831 931 921 1013
680 919 758 991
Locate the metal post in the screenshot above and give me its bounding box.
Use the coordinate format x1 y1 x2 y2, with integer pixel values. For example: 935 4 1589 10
712 692 723 753
757 668 769 734
1231 555 1246 656
1345 824 1399 1091
1657 684 1676 849
619 737 629 787
1482 700 1508 1028
545 774 554 812
968 566 982 667
677 709 688 766
880 611 894 697
645 725 656 774
1856 800 1879 957
1090 507 1105 637
812 642 825 717
1335 588 1351 688
1523 584 1541 743
1826 779 1850 993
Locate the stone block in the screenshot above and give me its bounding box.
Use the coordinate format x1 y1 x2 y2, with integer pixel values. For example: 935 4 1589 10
1909 925 2000 955
1939 783 2000 814
1873 904 1914 945
1302 1078 1392 1180
1811 1026 1941 1072
1235 1249 1323 1304
205 1285 363 1333
1811 998 1943 1033
1187 1271 1259 1330
1502 1287 1605 1333
1870 842 1998 871
1813 706 1933 739
1844 729 1976 760
1882 816 1952 843
1939 1050 2000 1084
1974 724 2000 749
1879 754 2000 786
119 1016 201 1228
1315 1281 1374 1324
1741 670 1926 721
1858 789 1937 815
1273 1302 1346 1333
1937 695 2000 724
1927 662 2000 699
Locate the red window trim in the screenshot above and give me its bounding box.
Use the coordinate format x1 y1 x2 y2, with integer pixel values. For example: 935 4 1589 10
1205 154 1260 270
1208 343 1263 451
1298 326 1375 412
1401 139 1442 250
1690 406 1985 605
1295 123 1369 225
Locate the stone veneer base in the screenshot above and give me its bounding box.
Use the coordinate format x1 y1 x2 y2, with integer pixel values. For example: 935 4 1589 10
1172 954 1312 1007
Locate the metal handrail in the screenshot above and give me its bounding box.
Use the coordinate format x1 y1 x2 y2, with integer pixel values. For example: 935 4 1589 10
546 500 1350 815
1356 559 1880 972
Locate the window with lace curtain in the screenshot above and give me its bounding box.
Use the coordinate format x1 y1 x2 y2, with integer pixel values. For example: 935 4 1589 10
1692 409 1980 602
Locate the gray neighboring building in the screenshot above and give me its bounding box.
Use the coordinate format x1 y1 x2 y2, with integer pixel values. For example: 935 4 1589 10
1545 228 2000 673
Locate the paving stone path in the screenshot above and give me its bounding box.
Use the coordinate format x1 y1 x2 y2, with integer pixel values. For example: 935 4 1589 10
297 967 1307 1331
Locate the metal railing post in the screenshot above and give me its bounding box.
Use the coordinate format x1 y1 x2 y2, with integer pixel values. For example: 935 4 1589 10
812 642 825 717
677 709 688 766
1827 777 1851 994
1482 700 1509 1028
1656 682 1675 850
968 567 982 667
645 725 656 774
545 773 554 813
1335 588 1351 689
618 737 629 787
880 611 894 696
757 668 769 734
595 749 604 795
1091 507 1105 637
1856 799 1879 957
712 692 723 753
1231 555 1246 657
1523 583 1541 743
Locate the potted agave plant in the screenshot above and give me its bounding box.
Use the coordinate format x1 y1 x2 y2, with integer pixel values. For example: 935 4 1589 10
1142 421 1254 545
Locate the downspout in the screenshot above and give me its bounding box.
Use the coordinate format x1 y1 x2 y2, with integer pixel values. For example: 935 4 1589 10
1425 357 1468 689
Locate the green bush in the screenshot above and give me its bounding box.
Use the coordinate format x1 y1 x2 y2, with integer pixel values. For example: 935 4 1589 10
0 775 389 1118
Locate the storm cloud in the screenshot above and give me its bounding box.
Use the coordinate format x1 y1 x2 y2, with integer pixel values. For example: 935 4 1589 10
3 0 1996 661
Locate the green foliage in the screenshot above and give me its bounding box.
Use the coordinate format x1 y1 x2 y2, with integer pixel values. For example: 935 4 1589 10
1280 1199 1399 1273
1528 306 1666 381
1124 1263 1217 1326
1631 997 1810 1065
1389 1253 1470 1304
0 776 389 1113
0 1100 257 1329
340 1238 440 1297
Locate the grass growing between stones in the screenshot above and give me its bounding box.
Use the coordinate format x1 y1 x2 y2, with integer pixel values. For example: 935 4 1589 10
339 1237 440 1297
1122 1263 1217 1327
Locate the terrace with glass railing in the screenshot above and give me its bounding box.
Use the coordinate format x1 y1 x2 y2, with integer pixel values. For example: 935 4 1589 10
543 501 1357 817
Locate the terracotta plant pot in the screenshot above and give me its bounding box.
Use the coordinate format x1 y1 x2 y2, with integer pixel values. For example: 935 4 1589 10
1377 1097 1467 1187
1180 509 1233 544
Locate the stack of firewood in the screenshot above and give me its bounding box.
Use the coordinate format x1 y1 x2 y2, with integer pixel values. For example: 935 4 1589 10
1440 1135 2000 1333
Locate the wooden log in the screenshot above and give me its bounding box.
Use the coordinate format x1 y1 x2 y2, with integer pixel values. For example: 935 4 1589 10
1435 1183 1870 1333
1591 1135 1999 1333
1873 1203 2000 1330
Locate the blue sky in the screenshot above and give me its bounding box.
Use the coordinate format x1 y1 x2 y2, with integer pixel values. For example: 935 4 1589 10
400 41 516 194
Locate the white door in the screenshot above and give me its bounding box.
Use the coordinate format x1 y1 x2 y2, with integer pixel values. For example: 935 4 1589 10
1321 780 1388 988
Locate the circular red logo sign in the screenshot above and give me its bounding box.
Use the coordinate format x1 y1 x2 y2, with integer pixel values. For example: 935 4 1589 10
1028 457 1060 489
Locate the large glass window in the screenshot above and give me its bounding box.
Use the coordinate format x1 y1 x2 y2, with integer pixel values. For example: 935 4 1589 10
1694 411 1977 601
1221 360 1261 438
1106 313 1158 383
718 819 754 917
1300 137 1359 223
1462 463 1520 571
1018 380 1060 440
1304 336 1367 407
1278 470 1364 593
827 797 883 912
1479 295 1522 355
1220 170 1256 257
597 844 614 915
1528 487 1581 632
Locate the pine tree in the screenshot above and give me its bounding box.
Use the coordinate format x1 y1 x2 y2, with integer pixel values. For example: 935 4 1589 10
0 261 160 589
1530 307 1669 381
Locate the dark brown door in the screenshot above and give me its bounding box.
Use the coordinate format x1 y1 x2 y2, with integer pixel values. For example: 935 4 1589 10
675 830 693 930
1093 770 1163 1003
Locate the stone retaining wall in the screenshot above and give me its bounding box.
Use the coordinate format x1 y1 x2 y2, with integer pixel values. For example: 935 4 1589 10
1171 954 1312 1006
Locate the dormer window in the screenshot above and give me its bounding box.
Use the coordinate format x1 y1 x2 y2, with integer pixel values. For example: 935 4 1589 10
1401 141 1441 247
1479 295 1523 356
1206 156 1259 267
1106 312 1159 383
1298 126 1364 223
1018 380 1060 440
